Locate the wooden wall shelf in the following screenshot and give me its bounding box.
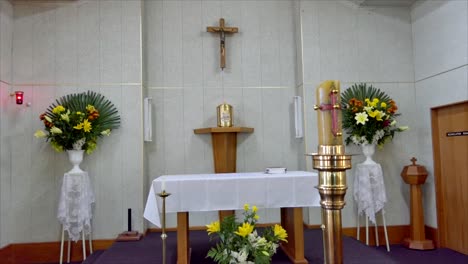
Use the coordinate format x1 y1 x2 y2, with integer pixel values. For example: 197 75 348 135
194 127 254 134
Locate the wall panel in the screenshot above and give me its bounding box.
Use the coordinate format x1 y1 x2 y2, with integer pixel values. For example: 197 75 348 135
7 0 143 242
299 1 416 227
143 0 299 227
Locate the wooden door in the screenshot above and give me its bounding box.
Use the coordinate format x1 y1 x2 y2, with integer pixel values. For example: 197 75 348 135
431 101 468 254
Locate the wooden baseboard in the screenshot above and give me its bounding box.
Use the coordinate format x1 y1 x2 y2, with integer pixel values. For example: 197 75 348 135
0 224 438 263
0 245 12 264
342 225 410 246
305 223 412 246
308 224 438 247
149 223 411 246
149 223 413 246
0 239 114 264
425 225 439 247
303 223 321 229
146 222 282 234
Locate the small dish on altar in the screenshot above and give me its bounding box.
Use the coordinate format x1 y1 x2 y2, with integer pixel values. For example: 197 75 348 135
265 167 287 174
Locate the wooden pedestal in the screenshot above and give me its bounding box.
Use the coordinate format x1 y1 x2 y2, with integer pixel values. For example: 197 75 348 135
401 169 434 250
194 127 253 220
402 237 435 250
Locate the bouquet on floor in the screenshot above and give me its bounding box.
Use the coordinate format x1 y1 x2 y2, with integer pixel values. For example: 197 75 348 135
206 204 288 264
34 91 120 154
341 83 408 148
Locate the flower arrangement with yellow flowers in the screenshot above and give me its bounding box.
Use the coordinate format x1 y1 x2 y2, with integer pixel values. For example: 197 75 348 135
34 91 120 154
206 204 287 264
341 83 408 148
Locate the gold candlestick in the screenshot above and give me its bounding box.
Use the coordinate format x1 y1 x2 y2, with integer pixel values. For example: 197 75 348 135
157 190 171 264
308 80 352 264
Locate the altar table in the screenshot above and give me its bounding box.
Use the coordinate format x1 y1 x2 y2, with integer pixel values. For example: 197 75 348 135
144 171 320 264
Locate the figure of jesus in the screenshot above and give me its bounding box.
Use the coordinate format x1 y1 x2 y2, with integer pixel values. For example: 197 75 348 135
207 18 238 70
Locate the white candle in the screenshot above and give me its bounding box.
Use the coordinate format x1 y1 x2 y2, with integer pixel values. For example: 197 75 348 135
161 180 166 192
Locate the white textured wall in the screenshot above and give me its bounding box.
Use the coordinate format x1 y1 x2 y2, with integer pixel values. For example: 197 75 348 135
292 0 309 224
411 0 468 227
6 0 143 243
298 1 417 227
0 0 13 248
3 0 464 247
143 0 301 227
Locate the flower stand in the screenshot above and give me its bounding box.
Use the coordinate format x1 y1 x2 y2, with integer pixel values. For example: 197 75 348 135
354 163 390 251
57 170 95 263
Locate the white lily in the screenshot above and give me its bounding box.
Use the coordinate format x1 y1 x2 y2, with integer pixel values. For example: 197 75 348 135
34 130 46 138
50 126 63 134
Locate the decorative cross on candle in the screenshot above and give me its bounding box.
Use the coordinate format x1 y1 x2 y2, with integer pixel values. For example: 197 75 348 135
207 18 238 70
314 84 342 138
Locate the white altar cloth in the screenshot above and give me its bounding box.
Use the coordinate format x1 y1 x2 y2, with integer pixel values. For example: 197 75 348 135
353 163 387 224
144 171 320 227
57 171 95 241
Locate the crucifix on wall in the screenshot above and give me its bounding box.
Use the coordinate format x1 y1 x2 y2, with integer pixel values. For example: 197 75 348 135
207 18 238 70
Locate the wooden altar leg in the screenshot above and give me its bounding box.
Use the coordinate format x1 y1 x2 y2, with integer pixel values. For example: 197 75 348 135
280 207 308 264
177 212 190 264
219 210 234 222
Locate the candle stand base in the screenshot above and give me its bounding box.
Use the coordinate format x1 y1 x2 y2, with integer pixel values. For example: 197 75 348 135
116 231 143 242
157 190 171 264
402 238 435 250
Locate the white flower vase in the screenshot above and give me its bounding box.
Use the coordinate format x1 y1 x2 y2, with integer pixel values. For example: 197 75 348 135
67 150 85 174
361 144 377 165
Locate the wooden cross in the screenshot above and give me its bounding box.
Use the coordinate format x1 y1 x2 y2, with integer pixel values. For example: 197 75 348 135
207 18 238 70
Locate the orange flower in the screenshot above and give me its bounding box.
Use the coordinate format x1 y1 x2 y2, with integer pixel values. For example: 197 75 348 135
43 120 53 128
88 111 100 121
387 105 398 114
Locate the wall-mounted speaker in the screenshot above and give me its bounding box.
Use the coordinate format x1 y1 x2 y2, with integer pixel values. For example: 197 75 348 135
144 97 152 142
294 96 303 139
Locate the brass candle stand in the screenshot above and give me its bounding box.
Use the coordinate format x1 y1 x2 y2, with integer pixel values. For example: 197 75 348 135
310 145 351 264
308 80 352 264
157 190 171 264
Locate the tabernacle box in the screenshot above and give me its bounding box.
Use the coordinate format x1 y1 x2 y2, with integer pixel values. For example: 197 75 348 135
265 167 287 174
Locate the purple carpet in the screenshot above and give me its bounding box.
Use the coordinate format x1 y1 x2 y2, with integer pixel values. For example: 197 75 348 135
81 229 467 264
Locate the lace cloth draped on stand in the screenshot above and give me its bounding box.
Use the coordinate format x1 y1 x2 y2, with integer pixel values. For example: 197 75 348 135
58 171 95 241
353 163 387 224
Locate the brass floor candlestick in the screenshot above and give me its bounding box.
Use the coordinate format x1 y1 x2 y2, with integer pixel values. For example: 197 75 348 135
157 190 171 264
309 80 352 264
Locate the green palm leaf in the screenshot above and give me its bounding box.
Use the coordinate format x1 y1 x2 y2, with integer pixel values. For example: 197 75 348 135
41 91 120 153
341 83 391 104
46 91 120 130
